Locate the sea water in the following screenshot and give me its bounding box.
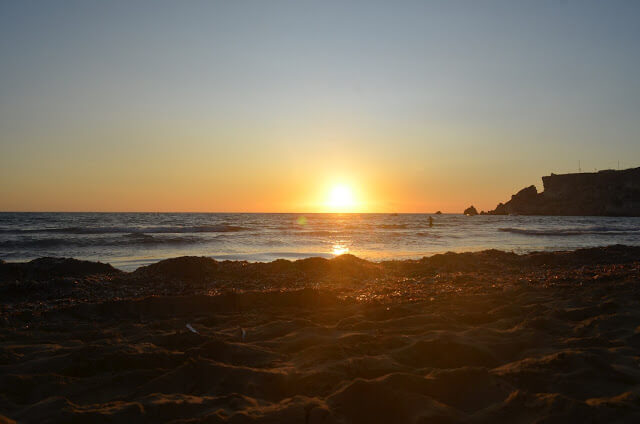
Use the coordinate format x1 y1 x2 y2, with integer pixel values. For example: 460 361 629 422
1 212 639 271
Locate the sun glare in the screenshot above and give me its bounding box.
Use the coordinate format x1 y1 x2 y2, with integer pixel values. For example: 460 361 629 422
327 185 355 211
332 243 350 256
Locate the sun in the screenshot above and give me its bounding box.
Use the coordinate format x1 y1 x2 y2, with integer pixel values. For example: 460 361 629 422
327 185 355 211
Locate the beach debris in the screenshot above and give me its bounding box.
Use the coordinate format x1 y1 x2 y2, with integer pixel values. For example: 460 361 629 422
186 323 198 334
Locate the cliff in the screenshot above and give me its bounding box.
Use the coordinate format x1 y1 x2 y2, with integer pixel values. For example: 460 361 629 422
485 167 640 216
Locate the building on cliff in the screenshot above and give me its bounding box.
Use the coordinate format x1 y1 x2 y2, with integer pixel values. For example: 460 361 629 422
485 167 640 216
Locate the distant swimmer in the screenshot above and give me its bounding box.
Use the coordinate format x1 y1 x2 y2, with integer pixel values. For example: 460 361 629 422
429 216 434 227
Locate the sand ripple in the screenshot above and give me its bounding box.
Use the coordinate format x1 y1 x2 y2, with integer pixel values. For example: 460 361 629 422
2 247 640 423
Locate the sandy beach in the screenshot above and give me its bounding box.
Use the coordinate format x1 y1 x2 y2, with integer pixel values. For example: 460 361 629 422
0 245 639 423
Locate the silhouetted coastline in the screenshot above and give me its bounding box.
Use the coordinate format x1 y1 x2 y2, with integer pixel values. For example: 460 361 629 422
483 167 640 216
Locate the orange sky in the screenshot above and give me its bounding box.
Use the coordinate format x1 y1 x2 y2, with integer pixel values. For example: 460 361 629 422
1 2 639 213
0 119 633 213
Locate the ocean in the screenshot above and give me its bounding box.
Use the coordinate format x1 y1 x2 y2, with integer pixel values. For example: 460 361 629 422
1 212 639 271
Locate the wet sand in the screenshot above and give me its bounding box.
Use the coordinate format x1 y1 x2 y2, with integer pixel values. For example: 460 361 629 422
2 245 640 423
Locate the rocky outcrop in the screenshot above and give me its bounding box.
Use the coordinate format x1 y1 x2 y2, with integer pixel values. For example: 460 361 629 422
464 206 479 216
486 167 640 216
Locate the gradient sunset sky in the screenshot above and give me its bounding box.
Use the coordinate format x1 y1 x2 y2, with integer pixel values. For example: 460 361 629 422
1 1 639 213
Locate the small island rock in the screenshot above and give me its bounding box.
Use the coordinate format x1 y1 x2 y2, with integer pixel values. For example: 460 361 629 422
463 206 478 216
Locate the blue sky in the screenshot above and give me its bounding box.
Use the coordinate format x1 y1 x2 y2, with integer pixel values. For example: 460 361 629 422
1 1 639 211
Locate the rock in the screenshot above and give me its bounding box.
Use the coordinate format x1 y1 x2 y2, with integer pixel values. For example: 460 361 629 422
463 206 478 216
487 167 640 216
435 211 442 215
490 202 508 215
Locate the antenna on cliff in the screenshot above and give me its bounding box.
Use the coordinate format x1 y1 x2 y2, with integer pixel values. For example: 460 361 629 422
618 160 620 170
578 160 581 173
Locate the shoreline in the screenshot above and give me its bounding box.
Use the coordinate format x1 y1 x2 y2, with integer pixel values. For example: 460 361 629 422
2 245 640 318
3 242 640 272
2 245 640 422
3 213 640 273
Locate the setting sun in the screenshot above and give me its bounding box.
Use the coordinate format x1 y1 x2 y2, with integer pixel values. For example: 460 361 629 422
327 185 356 212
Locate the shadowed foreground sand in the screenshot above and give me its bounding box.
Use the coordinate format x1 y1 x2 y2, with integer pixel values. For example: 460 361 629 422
2 246 640 423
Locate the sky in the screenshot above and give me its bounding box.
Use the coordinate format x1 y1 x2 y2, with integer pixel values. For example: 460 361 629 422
1 0 639 213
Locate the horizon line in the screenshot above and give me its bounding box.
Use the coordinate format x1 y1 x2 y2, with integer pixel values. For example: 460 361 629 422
0 210 456 215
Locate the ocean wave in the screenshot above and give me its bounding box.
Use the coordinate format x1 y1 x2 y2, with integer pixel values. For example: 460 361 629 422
414 232 442 238
287 230 345 237
0 233 207 249
0 225 247 235
379 224 410 229
499 227 640 236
